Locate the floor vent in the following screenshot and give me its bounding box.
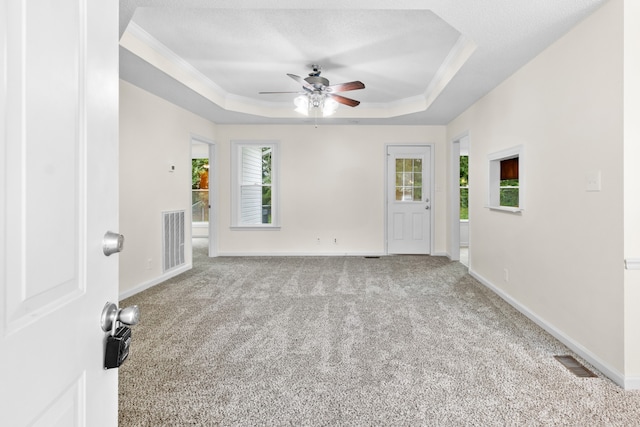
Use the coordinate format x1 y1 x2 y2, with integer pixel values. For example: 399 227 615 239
162 210 185 273
554 355 597 378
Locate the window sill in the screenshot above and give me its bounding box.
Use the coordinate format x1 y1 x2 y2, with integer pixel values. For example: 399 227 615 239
486 206 523 213
230 226 281 231
625 259 640 270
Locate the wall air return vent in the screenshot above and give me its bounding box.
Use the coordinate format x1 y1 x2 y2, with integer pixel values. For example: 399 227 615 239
162 210 185 272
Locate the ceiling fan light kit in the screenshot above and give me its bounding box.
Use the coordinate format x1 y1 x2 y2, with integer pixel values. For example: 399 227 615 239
294 93 338 117
260 65 364 118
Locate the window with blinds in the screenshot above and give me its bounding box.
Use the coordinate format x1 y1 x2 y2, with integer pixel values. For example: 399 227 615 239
231 141 279 228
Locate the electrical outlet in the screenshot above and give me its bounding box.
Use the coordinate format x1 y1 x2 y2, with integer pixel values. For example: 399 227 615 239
503 268 509 282
316 237 321 244
147 258 152 270
586 170 601 192
333 238 338 244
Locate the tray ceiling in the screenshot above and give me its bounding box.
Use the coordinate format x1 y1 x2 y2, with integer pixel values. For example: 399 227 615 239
119 0 608 125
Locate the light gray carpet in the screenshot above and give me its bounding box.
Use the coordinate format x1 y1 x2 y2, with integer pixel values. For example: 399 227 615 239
119 239 640 426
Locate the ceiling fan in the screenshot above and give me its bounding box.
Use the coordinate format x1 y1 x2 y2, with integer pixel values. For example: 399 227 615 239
259 65 365 114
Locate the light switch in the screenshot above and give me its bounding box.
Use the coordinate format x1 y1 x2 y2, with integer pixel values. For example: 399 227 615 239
586 171 601 192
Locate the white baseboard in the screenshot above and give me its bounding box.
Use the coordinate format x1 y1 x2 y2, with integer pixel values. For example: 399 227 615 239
216 252 387 257
625 376 640 390
431 251 449 257
216 252 450 257
469 268 633 390
119 263 192 301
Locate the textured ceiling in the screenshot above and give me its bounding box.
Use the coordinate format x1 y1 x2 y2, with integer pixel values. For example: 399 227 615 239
119 0 608 125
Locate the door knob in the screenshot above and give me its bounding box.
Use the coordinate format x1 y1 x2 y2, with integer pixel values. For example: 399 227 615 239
118 305 141 326
101 302 140 370
103 231 124 256
101 302 140 334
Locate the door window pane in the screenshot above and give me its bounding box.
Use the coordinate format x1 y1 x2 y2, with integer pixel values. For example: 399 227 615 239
395 157 423 201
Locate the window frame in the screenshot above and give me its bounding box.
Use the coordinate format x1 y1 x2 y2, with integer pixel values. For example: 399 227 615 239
231 140 280 229
487 145 524 213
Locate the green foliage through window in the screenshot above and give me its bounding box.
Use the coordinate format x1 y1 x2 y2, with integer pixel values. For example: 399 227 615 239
192 159 209 189
500 179 519 207
262 147 272 212
191 158 209 222
460 156 469 220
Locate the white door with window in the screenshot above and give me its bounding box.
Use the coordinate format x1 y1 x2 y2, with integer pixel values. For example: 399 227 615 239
0 0 119 425
387 145 432 254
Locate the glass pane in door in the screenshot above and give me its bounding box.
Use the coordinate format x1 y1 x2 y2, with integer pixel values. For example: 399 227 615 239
394 157 423 201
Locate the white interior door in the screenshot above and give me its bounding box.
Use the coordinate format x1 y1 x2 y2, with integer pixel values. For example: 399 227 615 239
0 1 119 425
387 145 432 254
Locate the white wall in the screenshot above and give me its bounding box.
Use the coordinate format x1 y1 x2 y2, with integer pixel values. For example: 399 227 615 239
214 125 447 255
119 80 216 296
459 221 469 247
623 0 640 383
448 0 627 381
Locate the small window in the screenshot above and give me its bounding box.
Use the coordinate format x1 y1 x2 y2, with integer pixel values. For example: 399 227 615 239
488 146 523 212
231 141 279 228
499 157 519 207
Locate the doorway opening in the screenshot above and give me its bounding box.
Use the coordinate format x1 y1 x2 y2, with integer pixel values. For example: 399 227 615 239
451 134 470 267
191 136 217 257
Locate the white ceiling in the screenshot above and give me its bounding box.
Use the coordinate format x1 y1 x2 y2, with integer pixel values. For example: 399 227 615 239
119 0 608 126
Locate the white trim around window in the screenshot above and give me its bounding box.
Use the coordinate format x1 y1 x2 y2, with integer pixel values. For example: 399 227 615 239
231 140 280 229
487 145 524 213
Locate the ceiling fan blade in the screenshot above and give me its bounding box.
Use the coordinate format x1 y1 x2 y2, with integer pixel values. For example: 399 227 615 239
258 91 303 94
287 73 314 90
328 93 360 107
327 81 365 93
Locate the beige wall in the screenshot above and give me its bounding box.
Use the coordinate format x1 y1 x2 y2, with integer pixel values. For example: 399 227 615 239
448 0 628 380
214 125 447 256
120 81 447 294
119 80 216 296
